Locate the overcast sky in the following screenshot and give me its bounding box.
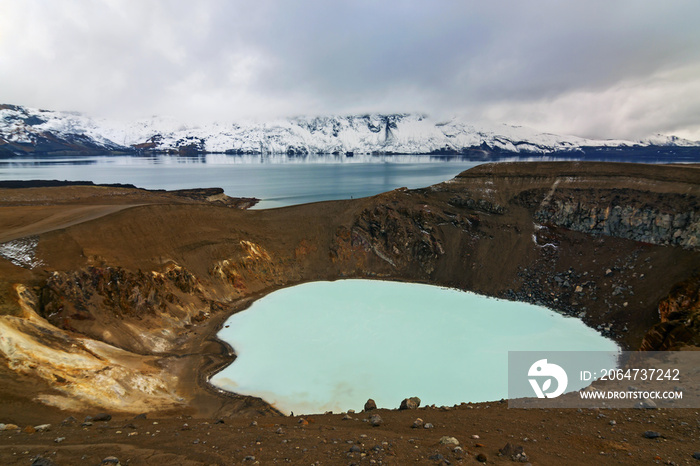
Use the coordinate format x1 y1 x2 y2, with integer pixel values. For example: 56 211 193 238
1 0 699 140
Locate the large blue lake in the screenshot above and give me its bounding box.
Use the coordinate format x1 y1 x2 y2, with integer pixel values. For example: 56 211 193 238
2 152 694 208
210 280 619 415
0 153 481 209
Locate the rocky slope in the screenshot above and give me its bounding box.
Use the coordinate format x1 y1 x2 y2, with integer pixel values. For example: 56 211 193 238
2 103 700 157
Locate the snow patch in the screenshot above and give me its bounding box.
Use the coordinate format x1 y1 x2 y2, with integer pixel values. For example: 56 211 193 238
0 236 43 269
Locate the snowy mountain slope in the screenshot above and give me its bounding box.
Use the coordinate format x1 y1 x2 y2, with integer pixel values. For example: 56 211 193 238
1 104 698 157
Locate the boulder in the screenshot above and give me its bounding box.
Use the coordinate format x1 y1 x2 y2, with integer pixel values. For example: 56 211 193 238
31 458 56 466
439 436 459 446
92 413 112 422
34 424 51 432
101 458 121 466
399 397 421 410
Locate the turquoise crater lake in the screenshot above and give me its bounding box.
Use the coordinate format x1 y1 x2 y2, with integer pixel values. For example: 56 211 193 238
210 280 619 414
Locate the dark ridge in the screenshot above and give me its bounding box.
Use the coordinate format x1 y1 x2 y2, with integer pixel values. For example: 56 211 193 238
0 180 139 189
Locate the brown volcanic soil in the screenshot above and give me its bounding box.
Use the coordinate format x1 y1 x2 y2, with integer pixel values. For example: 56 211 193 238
1 162 699 465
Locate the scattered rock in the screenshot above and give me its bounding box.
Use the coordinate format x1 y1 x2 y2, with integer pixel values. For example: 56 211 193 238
54 437 65 443
349 445 361 453
243 456 256 462
3 423 18 431
369 414 383 427
92 413 112 422
423 422 434 429
643 431 661 439
364 399 377 411
637 398 657 409
499 443 528 462
133 413 147 420
343 414 352 420
250 421 258 427
298 418 309 426
471 434 480 439
412 418 424 428
24 426 36 434
101 457 121 465
440 436 459 446
214 419 225 424
81 422 93 427
31 458 56 466
275 427 284 434
692 452 700 460
34 424 51 432
399 397 421 410
609 420 617 426
61 416 77 426
476 453 488 463
428 453 444 461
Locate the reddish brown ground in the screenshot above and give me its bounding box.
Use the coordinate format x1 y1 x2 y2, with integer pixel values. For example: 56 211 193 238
1 163 699 465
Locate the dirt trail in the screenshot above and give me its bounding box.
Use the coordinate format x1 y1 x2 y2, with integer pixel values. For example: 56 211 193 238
0 205 135 242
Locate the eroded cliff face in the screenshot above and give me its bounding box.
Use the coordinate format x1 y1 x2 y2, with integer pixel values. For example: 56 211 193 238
0 162 698 416
640 274 700 350
520 188 699 249
0 284 184 412
331 196 458 276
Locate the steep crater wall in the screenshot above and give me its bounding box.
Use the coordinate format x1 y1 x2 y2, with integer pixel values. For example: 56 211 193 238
516 188 699 249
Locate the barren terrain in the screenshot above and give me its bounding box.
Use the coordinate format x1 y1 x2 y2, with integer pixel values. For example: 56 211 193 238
1 162 699 465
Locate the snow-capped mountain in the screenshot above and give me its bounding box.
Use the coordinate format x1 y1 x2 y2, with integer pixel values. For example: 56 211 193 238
1 104 698 157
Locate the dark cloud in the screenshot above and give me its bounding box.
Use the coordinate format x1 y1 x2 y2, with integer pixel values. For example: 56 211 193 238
1 0 699 139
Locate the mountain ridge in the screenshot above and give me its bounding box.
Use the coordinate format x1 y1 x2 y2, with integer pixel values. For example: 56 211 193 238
1 103 699 157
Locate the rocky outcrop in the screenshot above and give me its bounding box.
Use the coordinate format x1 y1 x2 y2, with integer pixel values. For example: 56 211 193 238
38 263 217 354
530 188 699 249
640 274 700 350
331 194 470 275
0 284 184 412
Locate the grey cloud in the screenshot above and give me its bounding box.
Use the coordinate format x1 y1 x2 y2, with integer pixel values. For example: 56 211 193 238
1 0 699 139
